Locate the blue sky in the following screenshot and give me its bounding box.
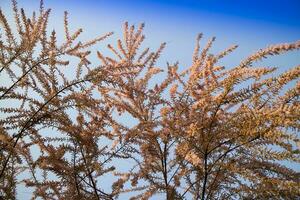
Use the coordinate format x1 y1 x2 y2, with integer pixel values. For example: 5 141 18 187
2 0 300 70
2 0 300 73
1 0 300 199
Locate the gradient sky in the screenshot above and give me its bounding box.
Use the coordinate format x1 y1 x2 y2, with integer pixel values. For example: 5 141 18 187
2 0 300 70
1 0 300 199
0 0 300 68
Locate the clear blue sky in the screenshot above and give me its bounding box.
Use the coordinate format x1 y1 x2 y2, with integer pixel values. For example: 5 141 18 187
2 0 300 70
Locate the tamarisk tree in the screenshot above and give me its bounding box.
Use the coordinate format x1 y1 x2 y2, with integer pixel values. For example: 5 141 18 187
0 1 299 199
0 0 115 199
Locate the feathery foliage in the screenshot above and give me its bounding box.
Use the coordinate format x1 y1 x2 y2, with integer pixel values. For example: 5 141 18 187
0 1 299 199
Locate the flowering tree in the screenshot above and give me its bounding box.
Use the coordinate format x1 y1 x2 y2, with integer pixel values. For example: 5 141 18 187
0 1 299 200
